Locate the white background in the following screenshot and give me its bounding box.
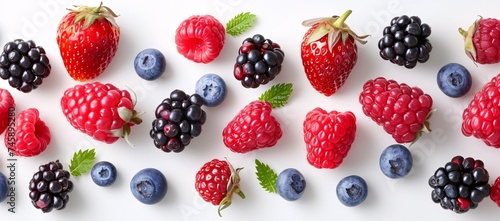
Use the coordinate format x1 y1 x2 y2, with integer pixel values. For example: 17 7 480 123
1 0 500 220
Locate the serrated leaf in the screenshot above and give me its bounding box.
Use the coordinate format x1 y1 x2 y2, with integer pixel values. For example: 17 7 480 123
69 148 96 176
226 12 256 36
255 159 278 193
258 83 293 108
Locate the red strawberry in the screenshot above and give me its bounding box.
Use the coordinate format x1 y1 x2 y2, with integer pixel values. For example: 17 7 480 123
303 108 356 169
4 108 50 157
175 15 225 63
56 2 120 81
459 16 500 65
222 83 292 153
0 88 15 135
462 73 500 147
300 10 368 96
490 176 500 207
60 82 142 145
359 77 433 144
195 159 244 216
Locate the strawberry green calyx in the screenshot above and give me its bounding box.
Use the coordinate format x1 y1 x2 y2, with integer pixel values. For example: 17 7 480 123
258 83 293 108
459 16 481 65
69 1 119 29
302 10 369 52
218 159 245 217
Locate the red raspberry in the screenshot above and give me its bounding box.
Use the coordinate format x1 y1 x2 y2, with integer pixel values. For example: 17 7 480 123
4 108 50 157
462 73 500 147
303 108 356 169
460 16 500 64
359 77 433 144
175 15 225 63
222 100 282 153
195 159 244 216
60 82 142 145
0 88 15 135
490 177 500 207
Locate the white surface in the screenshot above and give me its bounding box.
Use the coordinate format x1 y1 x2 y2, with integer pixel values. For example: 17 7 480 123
1 0 500 220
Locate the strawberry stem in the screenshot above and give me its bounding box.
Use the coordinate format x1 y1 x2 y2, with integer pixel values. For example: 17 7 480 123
332 10 352 28
93 1 103 14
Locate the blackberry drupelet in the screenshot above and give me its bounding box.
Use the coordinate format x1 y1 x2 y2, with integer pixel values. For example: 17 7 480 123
233 34 285 88
378 15 432 69
0 39 51 92
150 89 206 153
428 156 491 213
29 160 73 213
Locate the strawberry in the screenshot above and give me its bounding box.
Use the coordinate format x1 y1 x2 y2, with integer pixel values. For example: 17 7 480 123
303 108 356 169
60 82 142 145
300 10 368 96
359 77 433 144
0 88 15 135
195 159 244 216
175 15 225 63
4 108 51 157
222 83 293 153
459 16 500 65
56 2 120 81
462 73 500 147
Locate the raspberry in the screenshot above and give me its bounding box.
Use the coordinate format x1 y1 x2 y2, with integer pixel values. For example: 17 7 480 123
0 39 51 92
429 156 491 213
150 89 206 153
0 88 15 135
490 177 500 207
29 160 73 213
378 15 432 69
175 15 225 63
4 108 50 157
462 73 500 147
303 108 356 169
460 17 500 64
359 77 433 144
195 159 244 216
223 100 282 153
60 82 142 145
233 34 285 88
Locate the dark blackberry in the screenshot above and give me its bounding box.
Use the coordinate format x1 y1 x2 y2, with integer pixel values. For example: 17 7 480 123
378 15 432 69
150 89 206 153
233 34 285 88
428 156 491 213
29 160 73 213
0 39 51 92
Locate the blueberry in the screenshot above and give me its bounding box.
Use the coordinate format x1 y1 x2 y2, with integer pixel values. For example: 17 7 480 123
91 161 117 187
276 168 306 201
0 172 8 202
437 63 472 98
379 144 413 178
336 175 368 207
195 73 227 107
130 168 168 205
134 48 166 81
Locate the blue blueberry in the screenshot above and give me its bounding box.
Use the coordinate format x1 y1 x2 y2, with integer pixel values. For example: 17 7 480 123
134 48 166 81
0 172 7 202
130 168 168 205
336 175 368 207
379 144 413 178
91 161 117 187
437 63 472 98
195 73 227 107
276 168 306 201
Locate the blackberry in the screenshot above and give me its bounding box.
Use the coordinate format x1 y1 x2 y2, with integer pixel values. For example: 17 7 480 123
428 156 491 213
150 89 206 153
378 15 432 69
0 39 51 92
29 160 73 213
233 34 285 88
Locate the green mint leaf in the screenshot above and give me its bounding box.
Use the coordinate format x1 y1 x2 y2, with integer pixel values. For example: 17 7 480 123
226 12 256 36
255 159 278 193
258 83 293 108
69 148 96 177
